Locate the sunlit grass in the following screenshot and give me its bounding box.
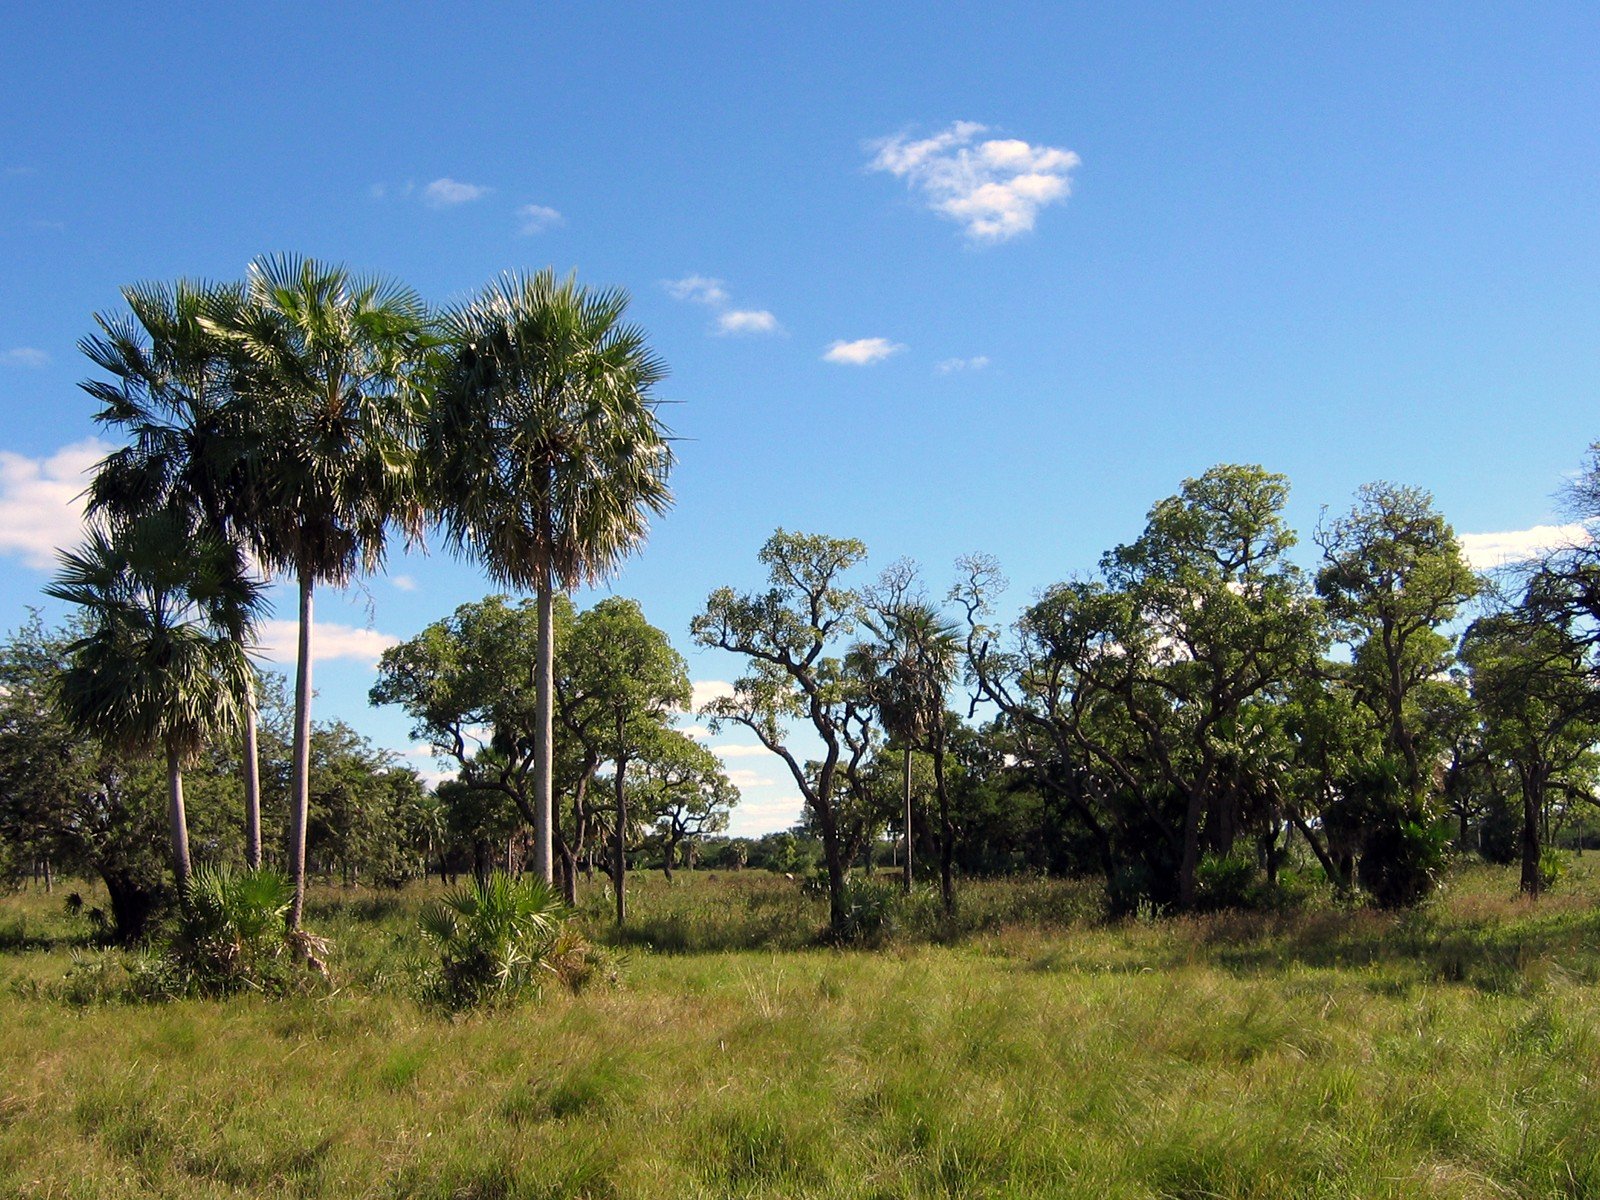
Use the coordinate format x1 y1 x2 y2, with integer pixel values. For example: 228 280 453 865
3 860 1600 1196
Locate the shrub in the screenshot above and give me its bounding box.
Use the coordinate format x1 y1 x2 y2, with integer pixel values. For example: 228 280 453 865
1195 853 1257 910
1360 817 1449 909
836 876 925 945
162 865 314 997
416 872 604 1010
1538 848 1566 893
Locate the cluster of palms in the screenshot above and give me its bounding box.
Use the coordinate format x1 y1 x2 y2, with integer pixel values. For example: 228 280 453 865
50 256 672 932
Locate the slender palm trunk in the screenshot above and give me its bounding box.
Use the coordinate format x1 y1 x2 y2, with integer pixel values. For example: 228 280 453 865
934 740 954 915
287 570 314 929
242 678 262 869
532 576 555 885
902 745 914 894
614 750 628 924
166 745 193 890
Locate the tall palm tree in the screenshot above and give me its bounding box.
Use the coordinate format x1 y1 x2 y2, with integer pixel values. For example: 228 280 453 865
859 600 961 904
217 253 428 928
425 269 673 884
46 513 264 889
79 278 274 867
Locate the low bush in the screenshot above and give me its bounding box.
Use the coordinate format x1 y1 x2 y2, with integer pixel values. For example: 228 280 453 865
416 872 611 1010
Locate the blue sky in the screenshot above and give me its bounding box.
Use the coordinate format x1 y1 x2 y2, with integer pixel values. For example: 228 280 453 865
2 4 1598 834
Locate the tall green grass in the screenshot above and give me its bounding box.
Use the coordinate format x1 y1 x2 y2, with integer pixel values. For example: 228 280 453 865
2 860 1599 1196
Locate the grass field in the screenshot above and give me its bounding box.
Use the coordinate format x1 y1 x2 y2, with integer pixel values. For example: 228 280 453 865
3 861 1600 1198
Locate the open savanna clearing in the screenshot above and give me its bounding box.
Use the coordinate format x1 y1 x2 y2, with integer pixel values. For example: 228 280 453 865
3 865 1600 1199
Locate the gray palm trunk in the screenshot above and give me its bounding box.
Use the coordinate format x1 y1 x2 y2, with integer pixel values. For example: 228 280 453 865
288 570 314 929
614 744 629 924
532 576 555 885
242 683 262 869
166 745 192 889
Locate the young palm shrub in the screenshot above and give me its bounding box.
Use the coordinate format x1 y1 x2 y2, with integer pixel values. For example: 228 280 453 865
416 872 605 1010
162 864 325 996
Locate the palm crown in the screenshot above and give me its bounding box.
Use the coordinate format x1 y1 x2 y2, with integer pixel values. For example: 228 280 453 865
426 268 673 591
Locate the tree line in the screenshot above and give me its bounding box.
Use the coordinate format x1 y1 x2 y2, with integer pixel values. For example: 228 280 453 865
6 249 1600 949
690 461 1600 935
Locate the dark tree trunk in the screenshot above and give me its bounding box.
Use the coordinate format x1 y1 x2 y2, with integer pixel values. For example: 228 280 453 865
556 831 578 906
1521 768 1545 897
933 740 954 916
101 869 161 945
661 838 676 882
902 746 914 895
1177 788 1205 908
472 839 491 888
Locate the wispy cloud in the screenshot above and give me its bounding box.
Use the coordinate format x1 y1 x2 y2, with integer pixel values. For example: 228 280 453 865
517 204 563 234
663 275 729 306
726 768 777 789
935 355 990 374
422 177 492 208
256 621 400 668
727 793 806 836
1458 523 1591 571
0 438 113 570
390 574 417 592
868 121 1079 242
0 348 50 368
664 276 780 337
717 309 780 336
824 337 905 366
713 744 776 759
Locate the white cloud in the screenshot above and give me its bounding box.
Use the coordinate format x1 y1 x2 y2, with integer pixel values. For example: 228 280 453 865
1458 523 1591 571
691 679 736 712
0 348 50 368
517 204 563 234
717 309 780 336
726 793 806 837
663 275 729 306
664 276 780 337
714 744 775 759
679 723 714 741
422 177 492 207
868 121 1079 242
726 768 777 789
255 620 400 668
0 438 113 569
824 337 905 366
390 574 417 592
935 355 990 374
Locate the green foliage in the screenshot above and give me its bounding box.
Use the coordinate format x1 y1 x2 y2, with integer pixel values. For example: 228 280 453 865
1195 852 1258 910
1539 847 1567 893
416 872 605 1009
425 268 673 594
1360 818 1450 909
161 865 309 997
